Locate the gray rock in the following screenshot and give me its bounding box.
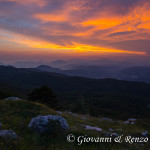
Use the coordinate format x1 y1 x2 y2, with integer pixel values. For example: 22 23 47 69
131 122 135 125
111 133 119 137
104 132 119 137
0 130 18 139
101 118 113 122
124 118 136 124
124 121 129 124
83 125 102 132
28 115 69 134
5 97 22 101
142 131 149 137
56 111 63 114
127 118 136 122
108 128 114 132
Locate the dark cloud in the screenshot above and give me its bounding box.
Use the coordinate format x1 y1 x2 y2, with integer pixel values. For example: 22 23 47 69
108 31 136 37
108 40 150 53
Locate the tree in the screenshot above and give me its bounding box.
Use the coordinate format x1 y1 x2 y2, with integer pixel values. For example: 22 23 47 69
72 95 88 114
28 86 58 109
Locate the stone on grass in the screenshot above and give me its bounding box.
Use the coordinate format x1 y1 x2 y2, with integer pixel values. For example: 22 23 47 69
131 122 135 125
127 118 136 122
142 131 149 137
84 125 102 132
109 128 114 132
111 133 119 137
0 130 18 139
124 118 136 125
5 97 22 101
28 115 69 134
101 118 113 122
56 111 63 114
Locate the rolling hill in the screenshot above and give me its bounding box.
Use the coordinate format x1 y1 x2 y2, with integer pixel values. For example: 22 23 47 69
0 65 150 119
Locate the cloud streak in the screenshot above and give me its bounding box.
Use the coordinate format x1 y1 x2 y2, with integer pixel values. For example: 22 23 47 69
0 0 150 60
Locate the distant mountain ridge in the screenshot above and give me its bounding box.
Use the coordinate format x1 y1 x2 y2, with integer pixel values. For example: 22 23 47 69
36 65 150 83
1 65 150 98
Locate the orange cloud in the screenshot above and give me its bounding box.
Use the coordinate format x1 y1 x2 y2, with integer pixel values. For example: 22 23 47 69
15 37 146 56
82 17 122 29
34 13 68 23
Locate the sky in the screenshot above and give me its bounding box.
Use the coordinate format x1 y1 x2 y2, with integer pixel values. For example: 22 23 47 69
0 0 150 63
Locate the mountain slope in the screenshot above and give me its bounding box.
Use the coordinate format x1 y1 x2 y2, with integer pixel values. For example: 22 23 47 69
1 65 150 97
1 65 150 119
0 100 149 150
36 65 150 82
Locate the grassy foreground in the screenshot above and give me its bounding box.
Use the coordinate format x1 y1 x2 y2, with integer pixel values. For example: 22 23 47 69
0 100 149 150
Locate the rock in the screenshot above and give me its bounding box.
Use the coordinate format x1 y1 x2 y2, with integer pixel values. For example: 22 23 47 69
56 111 63 114
0 122 2 130
101 118 113 122
0 130 18 139
108 128 114 132
131 122 135 125
104 132 119 137
142 131 149 137
5 97 22 101
124 121 129 124
127 118 136 122
83 125 102 132
28 115 69 134
111 133 119 137
124 118 136 124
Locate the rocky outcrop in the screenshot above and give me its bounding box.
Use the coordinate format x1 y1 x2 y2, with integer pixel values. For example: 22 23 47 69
28 115 69 134
0 130 18 139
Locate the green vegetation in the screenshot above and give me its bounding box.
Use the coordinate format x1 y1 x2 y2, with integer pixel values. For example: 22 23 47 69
0 100 149 150
28 86 58 109
71 95 88 114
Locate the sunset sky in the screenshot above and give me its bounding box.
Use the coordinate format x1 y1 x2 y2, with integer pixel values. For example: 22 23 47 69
0 0 150 63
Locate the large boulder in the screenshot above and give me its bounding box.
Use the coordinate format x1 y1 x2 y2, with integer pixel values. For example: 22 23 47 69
0 130 18 139
28 115 69 134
